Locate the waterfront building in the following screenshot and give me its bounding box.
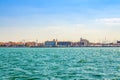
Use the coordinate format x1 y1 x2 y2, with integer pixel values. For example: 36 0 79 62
45 39 57 47
0 42 6 47
5 41 16 47
117 41 120 44
37 43 44 47
117 41 120 46
15 42 25 47
80 38 89 46
57 41 72 47
25 42 36 47
72 42 80 47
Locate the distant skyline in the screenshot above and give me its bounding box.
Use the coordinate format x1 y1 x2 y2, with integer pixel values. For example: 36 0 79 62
0 0 120 42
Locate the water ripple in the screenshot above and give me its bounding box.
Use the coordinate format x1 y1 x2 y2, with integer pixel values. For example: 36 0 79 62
0 47 120 79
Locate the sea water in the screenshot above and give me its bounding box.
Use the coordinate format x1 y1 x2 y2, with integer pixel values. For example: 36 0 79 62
0 47 120 80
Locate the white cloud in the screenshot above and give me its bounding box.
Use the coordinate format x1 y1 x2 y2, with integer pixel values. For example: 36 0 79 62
96 18 120 26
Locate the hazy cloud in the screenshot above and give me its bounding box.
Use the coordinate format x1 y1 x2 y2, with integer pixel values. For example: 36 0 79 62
96 18 120 26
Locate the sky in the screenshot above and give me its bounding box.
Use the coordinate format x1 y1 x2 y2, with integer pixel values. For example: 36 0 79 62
0 0 120 42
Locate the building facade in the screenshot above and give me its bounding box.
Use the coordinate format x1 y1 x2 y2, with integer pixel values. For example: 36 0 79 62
80 38 89 46
45 39 57 47
117 41 120 44
57 41 72 47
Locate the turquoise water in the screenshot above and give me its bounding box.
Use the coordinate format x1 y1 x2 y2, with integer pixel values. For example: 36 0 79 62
0 47 120 80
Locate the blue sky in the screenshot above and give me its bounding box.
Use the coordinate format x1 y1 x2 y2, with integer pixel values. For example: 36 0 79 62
0 0 120 42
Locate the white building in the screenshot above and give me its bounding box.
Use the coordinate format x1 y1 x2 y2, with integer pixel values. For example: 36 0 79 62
80 38 89 46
